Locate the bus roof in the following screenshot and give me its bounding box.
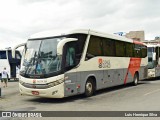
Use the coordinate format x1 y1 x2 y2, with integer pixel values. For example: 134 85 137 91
147 44 160 47
29 29 145 45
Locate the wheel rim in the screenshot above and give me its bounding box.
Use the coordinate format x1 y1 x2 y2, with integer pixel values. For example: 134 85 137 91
135 76 138 84
86 82 93 94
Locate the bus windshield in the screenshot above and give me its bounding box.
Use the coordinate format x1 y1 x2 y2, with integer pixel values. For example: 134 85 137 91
21 37 64 76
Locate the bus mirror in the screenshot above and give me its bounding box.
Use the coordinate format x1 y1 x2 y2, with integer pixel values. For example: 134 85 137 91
57 38 78 55
12 43 26 58
153 53 156 61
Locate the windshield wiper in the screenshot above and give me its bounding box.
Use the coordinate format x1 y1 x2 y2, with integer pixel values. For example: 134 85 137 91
25 52 38 75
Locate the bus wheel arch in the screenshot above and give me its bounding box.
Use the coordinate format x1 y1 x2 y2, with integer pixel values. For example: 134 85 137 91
133 71 139 86
84 76 96 97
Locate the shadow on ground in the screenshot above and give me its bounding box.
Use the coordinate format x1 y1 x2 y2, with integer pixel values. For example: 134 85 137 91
25 80 150 104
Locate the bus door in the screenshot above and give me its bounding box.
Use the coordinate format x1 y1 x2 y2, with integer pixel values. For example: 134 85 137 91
64 42 79 96
155 47 160 77
7 50 21 78
155 47 159 66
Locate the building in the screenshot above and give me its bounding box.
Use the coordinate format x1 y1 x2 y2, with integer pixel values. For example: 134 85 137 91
125 31 145 42
143 39 160 45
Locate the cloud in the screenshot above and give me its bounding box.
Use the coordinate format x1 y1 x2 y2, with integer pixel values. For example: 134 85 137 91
0 0 160 49
79 0 124 19
123 0 160 19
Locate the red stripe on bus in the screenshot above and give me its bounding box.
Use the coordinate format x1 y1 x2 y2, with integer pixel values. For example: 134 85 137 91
133 40 144 45
124 58 141 84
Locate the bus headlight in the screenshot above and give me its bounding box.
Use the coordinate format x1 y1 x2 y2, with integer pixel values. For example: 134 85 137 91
48 78 64 87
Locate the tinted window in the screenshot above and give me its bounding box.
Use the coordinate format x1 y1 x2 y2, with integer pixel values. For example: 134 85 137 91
141 45 147 58
134 44 141 57
7 51 12 60
126 43 134 57
68 34 87 64
159 47 160 57
0 51 7 59
87 36 146 58
68 34 87 56
87 36 103 56
102 38 115 56
115 41 125 57
155 47 159 60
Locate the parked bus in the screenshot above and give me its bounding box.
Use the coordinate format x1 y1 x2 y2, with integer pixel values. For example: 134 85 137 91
0 48 21 80
16 29 148 98
147 44 160 78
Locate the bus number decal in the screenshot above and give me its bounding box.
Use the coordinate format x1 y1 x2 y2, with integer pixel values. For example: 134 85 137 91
98 58 111 68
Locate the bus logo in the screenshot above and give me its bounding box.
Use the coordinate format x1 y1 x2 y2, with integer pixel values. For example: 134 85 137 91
33 79 36 84
98 58 111 68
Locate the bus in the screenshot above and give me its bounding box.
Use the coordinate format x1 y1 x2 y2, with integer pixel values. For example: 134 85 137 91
147 44 160 78
16 29 148 98
0 48 21 80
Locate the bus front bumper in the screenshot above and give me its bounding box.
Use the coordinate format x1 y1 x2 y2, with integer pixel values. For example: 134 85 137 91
19 83 65 98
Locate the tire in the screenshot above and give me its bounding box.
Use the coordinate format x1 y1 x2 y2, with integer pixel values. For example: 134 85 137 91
84 78 95 97
133 73 139 86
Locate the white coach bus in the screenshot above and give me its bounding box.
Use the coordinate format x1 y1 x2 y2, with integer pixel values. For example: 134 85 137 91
17 29 148 98
147 44 160 78
0 49 21 80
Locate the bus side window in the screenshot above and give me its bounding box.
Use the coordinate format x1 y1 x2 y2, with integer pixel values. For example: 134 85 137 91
0 51 7 59
134 44 141 58
65 42 76 70
86 36 102 60
126 43 133 57
16 51 21 59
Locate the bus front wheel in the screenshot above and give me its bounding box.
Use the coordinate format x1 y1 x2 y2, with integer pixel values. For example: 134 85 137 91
84 78 95 97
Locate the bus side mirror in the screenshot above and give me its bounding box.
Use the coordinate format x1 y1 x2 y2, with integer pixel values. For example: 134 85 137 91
12 43 26 59
153 53 156 61
57 38 78 55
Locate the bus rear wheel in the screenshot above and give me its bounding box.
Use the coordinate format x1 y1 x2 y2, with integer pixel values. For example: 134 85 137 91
133 73 139 86
84 78 95 97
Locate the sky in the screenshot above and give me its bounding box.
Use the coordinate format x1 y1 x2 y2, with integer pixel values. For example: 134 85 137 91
0 0 160 49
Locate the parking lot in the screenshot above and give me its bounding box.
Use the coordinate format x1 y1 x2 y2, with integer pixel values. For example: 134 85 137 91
1 78 160 120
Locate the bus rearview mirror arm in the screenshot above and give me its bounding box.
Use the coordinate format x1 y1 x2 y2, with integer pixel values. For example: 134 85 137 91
12 43 26 59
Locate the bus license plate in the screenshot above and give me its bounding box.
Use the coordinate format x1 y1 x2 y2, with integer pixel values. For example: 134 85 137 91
32 91 39 95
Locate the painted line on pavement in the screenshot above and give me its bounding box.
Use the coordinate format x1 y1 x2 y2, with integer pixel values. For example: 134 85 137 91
144 89 160 96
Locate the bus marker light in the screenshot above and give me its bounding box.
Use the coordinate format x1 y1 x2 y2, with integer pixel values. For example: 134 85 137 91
77 85 80 89
66 88 71 91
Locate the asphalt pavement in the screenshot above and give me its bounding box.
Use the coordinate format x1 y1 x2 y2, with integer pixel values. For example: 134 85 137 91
0 78 160 120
